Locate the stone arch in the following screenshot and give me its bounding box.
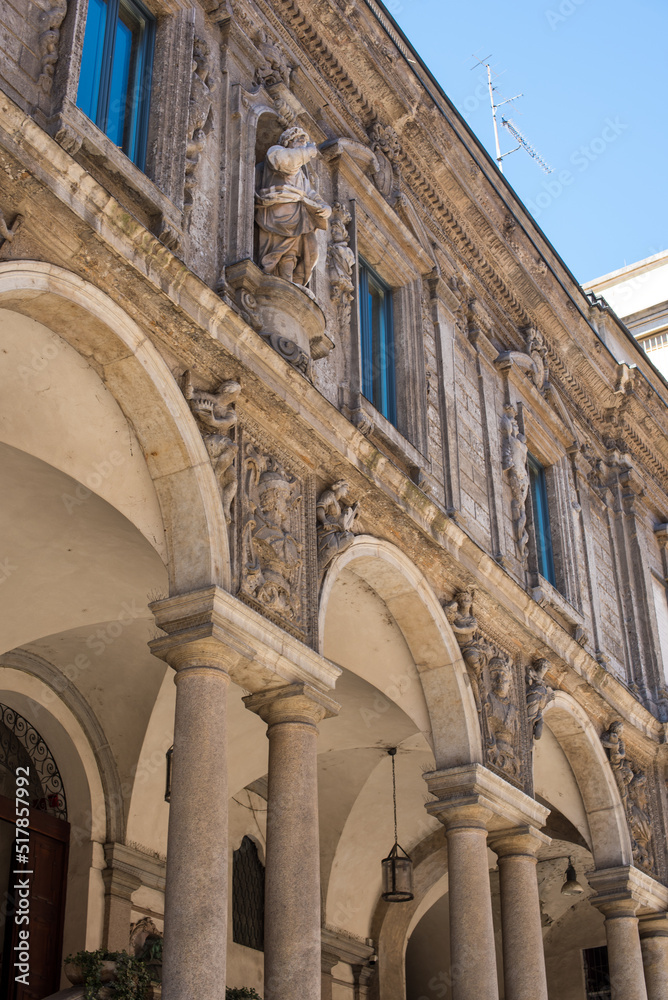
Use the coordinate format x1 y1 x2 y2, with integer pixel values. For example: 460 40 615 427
0 260 230 593
542 690 631 867
318 535 481 768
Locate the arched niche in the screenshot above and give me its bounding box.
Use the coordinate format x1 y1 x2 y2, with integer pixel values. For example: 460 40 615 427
542 691 631 868
0 261 230 594
318 536 481 769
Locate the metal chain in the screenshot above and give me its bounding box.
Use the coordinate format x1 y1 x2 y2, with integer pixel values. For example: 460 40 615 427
391 750 398 846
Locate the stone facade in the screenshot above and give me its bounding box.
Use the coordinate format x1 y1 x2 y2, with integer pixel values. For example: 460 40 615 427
0 1 668 999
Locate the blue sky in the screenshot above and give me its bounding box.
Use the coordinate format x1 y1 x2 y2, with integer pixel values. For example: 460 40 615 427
387 0 667 283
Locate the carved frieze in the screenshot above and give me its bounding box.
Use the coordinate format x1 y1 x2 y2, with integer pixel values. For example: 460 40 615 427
600 721 654 875
444 590 522 784
500 402 529 563
183 372 240 526
37 0 67 94
526 658 553 740
327 202 355 331
236 419 316 643
184 38 215 215
316 480 359 573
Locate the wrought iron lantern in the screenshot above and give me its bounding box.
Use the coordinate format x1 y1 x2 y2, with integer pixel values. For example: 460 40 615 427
561 856 584 896
381 748 414 902
165 745 173 803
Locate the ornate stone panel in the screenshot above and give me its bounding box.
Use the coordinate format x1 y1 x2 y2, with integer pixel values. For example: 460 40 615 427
444 590 530 789
600 721 655 876
235 416 317 645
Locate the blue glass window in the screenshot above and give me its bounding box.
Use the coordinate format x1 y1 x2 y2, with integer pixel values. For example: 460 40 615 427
529 455 556 586
76 0 154 170
359 259 396 425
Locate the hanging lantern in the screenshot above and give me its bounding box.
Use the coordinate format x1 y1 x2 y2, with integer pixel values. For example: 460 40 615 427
381 748 414 902
561 856 584 896
165 745 173 803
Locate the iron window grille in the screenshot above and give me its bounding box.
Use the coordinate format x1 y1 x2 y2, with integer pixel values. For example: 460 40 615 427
359 258 397 426
232 835 265 951
583 945 611 1000
76 0 155 170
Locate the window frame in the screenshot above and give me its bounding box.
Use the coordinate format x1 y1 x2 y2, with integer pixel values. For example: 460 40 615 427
528 454 556 587
359 257 397 426
76 0 155 170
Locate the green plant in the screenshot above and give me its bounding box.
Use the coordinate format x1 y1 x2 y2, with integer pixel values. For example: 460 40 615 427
64 950 151 1000
226 989 263 1000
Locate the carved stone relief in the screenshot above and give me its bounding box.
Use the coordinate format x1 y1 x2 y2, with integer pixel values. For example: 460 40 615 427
500 402 529 563
184 38 215 215
236 419 316 643
0 210 23 249
368 122 401 202
526 658 553 740
523 325 549 393
316 480 359 573
36 0 68 94
254 28 292 89
600 721 654 874
183 372 240 525
444 590 522 783
327 202 355 330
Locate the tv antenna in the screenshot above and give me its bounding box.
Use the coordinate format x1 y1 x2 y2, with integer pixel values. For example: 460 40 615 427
470 55 552 175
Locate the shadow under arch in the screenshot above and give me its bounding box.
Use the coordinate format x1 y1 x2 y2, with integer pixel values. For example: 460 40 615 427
543 690 631 868
0 260 230 593
318 535 481 769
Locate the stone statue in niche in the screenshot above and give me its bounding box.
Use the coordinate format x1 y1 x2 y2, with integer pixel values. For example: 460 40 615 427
500 402 530 562
484 655 520 778
316 480 359 571
255 126 331 286
601 720 654 873
243 447 302 621
526 658 553 740
327 202 356 329
184 373 241 525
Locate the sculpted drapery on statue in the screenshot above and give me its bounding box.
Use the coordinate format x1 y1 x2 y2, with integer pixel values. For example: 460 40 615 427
255 126 331 286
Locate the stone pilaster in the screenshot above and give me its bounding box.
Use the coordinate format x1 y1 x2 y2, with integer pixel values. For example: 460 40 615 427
101 855 141 952
489 827 550 1000
245 683 339 1000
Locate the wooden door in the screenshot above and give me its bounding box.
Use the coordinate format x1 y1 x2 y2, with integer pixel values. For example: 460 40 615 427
0 796 69 1000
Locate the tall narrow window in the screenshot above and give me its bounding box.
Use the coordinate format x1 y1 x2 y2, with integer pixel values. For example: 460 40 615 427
359 259 396 425
528 455 556 586
232 836 265 951
76 0 154 170
582 946 611 1000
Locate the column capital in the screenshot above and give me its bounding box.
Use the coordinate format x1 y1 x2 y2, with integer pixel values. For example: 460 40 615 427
101 865 142 899
149 586 340 693
424 762 550 834
640 913 668 939
588 866 668 917
489 825 551 859
244 682 339 726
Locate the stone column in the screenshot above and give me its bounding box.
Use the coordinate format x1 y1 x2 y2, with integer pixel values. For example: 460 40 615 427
489 828 549 1000
438 803 499 1000
152 637 231 1000
245 683 338 1000
598 901 648 1000
639 914 668 1000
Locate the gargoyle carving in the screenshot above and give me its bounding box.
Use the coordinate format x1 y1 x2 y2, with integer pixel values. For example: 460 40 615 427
316 480 358 572
184 372 240 524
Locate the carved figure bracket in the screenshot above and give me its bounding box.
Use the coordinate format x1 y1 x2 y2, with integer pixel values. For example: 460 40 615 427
327 202 355 331
500 402 529 564
316 480 359 574
184 38 216 214
601 720 655 875
526 658 553 741
183 371 240 526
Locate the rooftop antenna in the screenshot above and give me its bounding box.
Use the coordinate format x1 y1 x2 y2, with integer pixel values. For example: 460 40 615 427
470 55 552 175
